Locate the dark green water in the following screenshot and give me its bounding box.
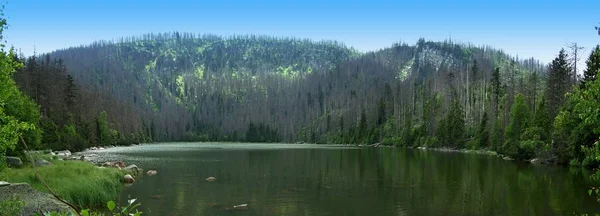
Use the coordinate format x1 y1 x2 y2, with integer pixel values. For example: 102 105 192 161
95 143 600 215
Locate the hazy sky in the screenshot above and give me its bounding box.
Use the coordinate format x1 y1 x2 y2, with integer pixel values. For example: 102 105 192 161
4 0 599 64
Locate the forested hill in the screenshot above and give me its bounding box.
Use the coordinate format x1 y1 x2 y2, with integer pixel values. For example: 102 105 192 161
16 33 552 153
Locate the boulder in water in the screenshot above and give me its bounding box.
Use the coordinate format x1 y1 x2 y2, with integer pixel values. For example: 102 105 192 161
147 170 157 176
124 174 135 183
124 164 142 174
206 177 216 182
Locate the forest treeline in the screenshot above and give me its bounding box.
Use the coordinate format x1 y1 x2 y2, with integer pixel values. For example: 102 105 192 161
3 27 600 167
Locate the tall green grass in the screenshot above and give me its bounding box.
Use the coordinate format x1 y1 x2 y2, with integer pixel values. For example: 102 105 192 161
1 159 124 209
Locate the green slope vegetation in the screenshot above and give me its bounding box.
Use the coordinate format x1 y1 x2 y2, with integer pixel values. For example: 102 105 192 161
9 30 600 167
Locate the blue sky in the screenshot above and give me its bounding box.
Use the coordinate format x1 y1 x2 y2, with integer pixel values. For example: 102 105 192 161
3 0 599 65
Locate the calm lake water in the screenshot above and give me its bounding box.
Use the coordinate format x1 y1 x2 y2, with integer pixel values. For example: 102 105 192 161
92 143 600 215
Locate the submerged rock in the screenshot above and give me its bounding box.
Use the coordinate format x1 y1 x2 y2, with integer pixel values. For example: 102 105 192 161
35 159 52 167
147 170 157 176
233 204 248 209
124 174 135 183
530 158 542 164
0 183 71 215
206 177 216 182
6 156 23 168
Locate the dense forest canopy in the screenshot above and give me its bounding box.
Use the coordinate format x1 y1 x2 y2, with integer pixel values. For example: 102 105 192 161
2 26 600 169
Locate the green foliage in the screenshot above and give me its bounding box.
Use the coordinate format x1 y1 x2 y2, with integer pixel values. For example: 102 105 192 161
0 195 25 216
503 94 530 158
2 160 124 209
581 45 600 88
97 111 112 145
437 100 465 148
532 95 551 142
246 122 280 143
581 139 600 168
0 10 40 169
473 111 489 149
546 49 572 118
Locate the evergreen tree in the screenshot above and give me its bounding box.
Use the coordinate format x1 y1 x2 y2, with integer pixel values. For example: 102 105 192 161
581 45 600 89
97 111 111 145
476 111 489 148
546 49 572 118
532 95 551 141
504 93 530 158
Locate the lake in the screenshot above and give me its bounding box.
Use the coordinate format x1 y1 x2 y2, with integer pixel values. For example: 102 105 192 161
91 143 600 215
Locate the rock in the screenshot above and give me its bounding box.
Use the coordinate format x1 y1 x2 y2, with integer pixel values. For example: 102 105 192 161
147 170 157 176
123 174 135 183
0 181 9 187
55 150 71 157
90 147 98 150
6 156 23 168
503 156 514 161
233 204 248 209
530 158 542 164
0 183 71 215
206 177 216 182
35 159 52 167
98 147 105 150
103 161 126 169
124 164 142 173
49 152 56 156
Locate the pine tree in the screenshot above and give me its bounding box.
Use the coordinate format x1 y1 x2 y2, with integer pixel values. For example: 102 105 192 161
532 95 551 141
504 93 530 158
546 49 572 118
581 45 600 89
476 111 489 148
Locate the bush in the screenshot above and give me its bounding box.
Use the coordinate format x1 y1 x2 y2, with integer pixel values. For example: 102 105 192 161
582 139 600 168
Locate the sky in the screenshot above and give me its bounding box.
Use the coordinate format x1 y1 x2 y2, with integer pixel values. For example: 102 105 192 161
3 0 600 65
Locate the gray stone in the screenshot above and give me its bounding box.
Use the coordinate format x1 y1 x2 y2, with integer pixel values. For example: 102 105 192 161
124 164 142 174
0 183 71 215
503 156 514 161
6 156 23 168
530 158 542 164
123 174 135 183
55 150 71 157
0 181 9 187
35 159 52 167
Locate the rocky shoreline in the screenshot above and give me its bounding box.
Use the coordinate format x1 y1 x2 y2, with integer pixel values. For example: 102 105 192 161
1 144 154 215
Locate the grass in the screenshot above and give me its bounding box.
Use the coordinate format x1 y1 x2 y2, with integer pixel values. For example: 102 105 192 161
0 158 125 209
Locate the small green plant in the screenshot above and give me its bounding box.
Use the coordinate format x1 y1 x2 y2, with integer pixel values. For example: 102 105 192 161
106 198 143 216
0 195 25 216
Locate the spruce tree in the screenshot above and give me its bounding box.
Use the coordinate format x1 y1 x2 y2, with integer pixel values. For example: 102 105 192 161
546 49 572 118
504 93 530 158
581 45 600 89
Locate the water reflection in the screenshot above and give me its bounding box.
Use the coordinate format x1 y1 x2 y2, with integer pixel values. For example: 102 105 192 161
107 143 600 215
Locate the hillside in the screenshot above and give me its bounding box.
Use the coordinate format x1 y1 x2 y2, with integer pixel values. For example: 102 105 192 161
20 33 546 148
